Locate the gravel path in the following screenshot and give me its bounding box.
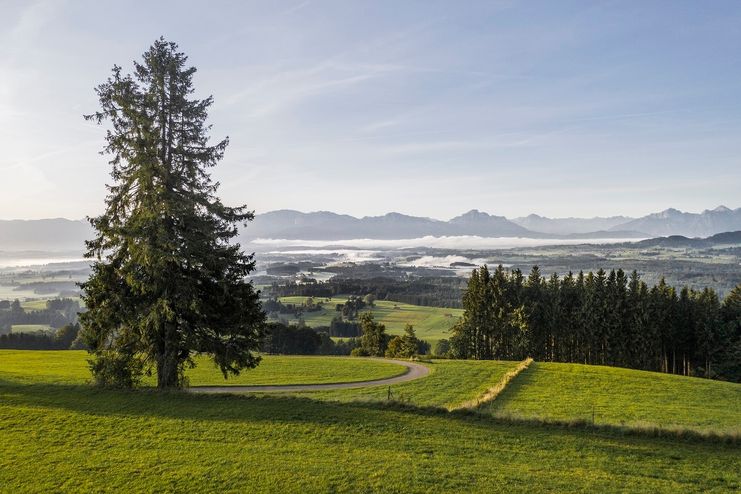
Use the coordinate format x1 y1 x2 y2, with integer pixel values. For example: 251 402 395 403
188 358 430 394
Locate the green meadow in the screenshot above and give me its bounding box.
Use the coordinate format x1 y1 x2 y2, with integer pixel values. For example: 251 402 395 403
276 296 463 342
299 359 520 409
0 351 406 386
485 362 741 434
0 351 739 492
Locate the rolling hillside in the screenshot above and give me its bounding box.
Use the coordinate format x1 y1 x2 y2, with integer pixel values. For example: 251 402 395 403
301 359 740 436
0 352 739 492
485 362 741 434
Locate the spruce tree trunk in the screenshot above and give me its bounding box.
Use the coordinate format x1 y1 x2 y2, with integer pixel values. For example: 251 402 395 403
157 322 181 388
157 350 180 388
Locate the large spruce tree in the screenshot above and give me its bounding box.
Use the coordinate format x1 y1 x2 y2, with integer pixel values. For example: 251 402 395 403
80 38 265 389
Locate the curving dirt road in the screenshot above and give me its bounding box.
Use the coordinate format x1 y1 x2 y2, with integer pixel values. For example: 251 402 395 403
188 358 430 394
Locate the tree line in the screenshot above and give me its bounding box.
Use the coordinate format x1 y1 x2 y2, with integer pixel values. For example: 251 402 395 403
0 323 82 350
0 299 81 335
268 277 465 308
450 265 740 382
260 322 359 355
260 316 430 358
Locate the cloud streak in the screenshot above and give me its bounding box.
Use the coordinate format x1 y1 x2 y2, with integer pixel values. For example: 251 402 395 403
0 1 740 220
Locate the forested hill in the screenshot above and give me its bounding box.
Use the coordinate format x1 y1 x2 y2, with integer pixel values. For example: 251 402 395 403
629 231 741 248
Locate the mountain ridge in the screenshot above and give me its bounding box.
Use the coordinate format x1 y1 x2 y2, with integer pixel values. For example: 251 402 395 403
610 206 741 237
1 206 739 250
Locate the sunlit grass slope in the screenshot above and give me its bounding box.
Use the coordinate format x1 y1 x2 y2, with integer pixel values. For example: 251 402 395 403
276 296 463 342
300 359 518 409
486 362 741 434
0 350 406 386
0 381 739 493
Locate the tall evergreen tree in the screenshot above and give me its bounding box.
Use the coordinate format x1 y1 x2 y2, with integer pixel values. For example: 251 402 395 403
400 324 421 357
695 288 722 377
525 266 547 359
357 313 388 357
80 39 265 388
626 270 647 369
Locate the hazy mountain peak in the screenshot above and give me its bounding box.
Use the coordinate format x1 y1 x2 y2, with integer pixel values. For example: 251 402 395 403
652 208 683 218
453 209 490 220
611 205 741 237
379 212 422 220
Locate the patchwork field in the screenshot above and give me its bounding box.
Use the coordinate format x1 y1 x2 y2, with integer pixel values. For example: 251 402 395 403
275 296 463 342
0 351 739 492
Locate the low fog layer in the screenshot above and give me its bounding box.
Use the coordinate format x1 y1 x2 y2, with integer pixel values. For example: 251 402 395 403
250 235 643 251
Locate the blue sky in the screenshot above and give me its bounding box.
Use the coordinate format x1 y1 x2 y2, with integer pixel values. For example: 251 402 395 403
1 0 740 220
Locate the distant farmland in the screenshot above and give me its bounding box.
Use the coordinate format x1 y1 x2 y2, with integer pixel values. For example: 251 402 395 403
273 296 463 342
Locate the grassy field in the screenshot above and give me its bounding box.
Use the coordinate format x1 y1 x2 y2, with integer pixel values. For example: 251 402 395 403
300 359 519 409
0 351 407 386
19 299 50 310
275 296 463 342
1 352 739 492
0 381 738 492
10 324 53 334
486 362 741 434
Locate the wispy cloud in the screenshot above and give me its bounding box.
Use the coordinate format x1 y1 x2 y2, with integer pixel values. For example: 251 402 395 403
281 1 311 16
1 1 740 220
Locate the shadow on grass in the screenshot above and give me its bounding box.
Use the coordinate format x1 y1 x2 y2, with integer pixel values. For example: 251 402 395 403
0 378 737 447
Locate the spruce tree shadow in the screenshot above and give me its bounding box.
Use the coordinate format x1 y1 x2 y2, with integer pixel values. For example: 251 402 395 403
1 378 735 447
0 377 455 428
0 376 537 438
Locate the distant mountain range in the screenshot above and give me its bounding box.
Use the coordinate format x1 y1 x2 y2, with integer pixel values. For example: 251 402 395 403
1 206 740 251
511 214 633 235
607 206 741 238
245 206 741 240
247 209 533 240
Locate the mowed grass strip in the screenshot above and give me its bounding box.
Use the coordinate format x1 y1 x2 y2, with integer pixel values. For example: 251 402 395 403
0 381 739 493
451 358 533 411
298 359 520 409
276 296 463 342
0 351 407 386
486 362 741 434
